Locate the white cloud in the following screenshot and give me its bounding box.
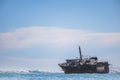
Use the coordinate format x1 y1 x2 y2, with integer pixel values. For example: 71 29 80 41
0 26 120 49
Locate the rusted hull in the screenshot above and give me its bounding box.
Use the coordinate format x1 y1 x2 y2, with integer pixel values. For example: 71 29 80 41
59 64 109 74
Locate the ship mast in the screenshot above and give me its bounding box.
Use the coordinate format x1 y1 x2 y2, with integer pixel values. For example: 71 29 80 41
79 46 82 60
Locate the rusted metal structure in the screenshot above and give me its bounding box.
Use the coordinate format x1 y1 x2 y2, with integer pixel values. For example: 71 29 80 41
58 46 109 73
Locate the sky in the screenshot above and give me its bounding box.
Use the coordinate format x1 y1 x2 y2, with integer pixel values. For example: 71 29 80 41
0 0 120 71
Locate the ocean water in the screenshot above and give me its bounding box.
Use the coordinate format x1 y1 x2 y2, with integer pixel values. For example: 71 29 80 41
0 70 120 80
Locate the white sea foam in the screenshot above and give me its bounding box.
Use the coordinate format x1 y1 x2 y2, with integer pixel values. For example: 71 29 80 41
0 69 63 74
110 67 120 73
0 67 120 74
0 69 120 80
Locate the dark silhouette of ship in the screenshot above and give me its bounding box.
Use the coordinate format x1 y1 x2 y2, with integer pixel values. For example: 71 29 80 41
58 46 109 73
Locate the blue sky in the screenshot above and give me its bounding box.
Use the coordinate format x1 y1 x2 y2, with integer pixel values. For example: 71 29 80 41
0 0 120 32
0 0 120 71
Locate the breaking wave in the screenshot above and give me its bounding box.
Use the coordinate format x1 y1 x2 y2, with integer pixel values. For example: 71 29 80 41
0 67 120 74
0 70 63 74
0 67 120 80
109 67 120 74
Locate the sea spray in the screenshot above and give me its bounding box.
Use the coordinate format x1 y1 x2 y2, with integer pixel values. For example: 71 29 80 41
0 68 120 80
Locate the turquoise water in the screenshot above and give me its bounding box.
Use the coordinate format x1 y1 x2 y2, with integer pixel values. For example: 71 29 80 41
0 71 120 80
